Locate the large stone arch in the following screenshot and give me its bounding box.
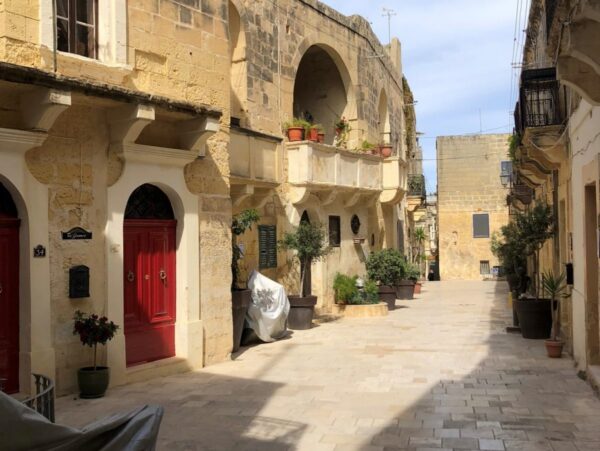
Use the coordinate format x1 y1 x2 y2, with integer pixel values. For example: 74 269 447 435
105 160 201 386
286 36 358 143
0 133 53 395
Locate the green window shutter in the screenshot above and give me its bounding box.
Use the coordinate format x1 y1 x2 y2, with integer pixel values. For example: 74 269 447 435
259 225 277 269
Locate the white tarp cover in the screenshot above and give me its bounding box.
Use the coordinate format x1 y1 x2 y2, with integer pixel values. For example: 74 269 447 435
0 391 163 451
246 270 290 342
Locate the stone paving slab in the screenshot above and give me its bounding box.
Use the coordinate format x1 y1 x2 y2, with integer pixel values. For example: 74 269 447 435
55 281 600 450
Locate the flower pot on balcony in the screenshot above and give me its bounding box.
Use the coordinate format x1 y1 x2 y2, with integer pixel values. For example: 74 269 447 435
370 147 381 156
378 285 396 311
395 280 415 300
379 144 393 158
287 295 317 330
287 127 304 142
317 132 325 143
545 339 564 358
307 127 319 142
232 289 251 352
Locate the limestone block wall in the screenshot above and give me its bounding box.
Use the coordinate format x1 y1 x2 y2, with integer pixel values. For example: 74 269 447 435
437 135 510 280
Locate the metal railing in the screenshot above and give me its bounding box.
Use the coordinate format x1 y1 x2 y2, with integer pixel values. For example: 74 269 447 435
408 174 426 199
515 68 565 133
23 374 55 423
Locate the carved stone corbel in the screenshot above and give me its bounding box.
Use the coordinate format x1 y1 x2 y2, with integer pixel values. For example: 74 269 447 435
21 88 71 131
109 104 155 144
178 116 220 156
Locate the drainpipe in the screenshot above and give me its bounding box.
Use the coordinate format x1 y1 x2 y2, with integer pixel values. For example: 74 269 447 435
52 0 57 72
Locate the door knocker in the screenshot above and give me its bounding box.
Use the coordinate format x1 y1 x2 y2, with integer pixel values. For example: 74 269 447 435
159 269 167 281
127 271 135 282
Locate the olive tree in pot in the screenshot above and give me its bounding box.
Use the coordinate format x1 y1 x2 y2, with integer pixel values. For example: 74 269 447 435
491 222 528 327
279 222 330 329
512 202 555 339
73 311 118 398
542 271 569 358
366 249 405 310
231 209 260 352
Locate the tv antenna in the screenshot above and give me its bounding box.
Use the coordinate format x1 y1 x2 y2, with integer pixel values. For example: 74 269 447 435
382 8 397 44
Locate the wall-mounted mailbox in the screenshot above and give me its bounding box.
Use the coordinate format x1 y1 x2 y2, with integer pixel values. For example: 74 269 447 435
566 263 574 286
69 265 90 298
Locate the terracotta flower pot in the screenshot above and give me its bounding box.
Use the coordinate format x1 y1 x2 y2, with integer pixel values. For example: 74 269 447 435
287 127 304 141
545 339 564 358
379 145 393 158
307 128 319 142
317 133 325 143
414 282 422 294
370 148 380 156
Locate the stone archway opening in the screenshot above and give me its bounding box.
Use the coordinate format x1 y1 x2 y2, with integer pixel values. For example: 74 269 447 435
293 45 352 145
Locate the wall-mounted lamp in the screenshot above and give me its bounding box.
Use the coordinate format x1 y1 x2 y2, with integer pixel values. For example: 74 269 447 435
500 173 511 187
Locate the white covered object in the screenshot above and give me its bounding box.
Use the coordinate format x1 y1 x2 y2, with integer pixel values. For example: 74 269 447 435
246 270 290 342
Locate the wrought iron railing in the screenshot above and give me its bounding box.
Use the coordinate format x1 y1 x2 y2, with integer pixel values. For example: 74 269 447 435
511 183 534 205
515 68 565 133
23 374 55 423
408 174 426 199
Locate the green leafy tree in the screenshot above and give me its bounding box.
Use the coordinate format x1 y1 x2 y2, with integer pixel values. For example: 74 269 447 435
366 249 406 286
279 222 331 297
231 209 260 290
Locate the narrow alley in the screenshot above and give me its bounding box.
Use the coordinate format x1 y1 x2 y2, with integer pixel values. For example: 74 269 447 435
55 282 600 451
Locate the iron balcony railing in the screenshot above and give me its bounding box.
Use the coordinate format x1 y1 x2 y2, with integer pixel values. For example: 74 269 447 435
515 68 565 134
23 374 55 422
408 174 426 199
511 183 533 206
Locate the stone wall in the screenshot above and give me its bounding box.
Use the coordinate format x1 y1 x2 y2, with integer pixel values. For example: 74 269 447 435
437 135 510 280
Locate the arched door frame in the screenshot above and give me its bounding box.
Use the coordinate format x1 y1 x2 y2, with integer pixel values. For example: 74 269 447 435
106 161 201 387
0 131 53 395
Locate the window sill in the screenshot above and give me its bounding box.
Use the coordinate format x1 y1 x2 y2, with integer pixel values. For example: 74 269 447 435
53 50 132 73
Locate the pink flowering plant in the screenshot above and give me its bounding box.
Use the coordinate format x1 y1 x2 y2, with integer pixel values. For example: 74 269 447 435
73 310 119 370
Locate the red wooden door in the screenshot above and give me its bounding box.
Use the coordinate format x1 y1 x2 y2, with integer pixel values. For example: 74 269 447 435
124 219 176 366
0 219 19 393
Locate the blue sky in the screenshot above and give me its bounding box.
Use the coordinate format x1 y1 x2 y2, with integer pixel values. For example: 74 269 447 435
323 0 521 193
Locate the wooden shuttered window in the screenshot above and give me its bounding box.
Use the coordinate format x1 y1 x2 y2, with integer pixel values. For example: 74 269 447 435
472 213 490 238
258 225 277 269
329 216 341 247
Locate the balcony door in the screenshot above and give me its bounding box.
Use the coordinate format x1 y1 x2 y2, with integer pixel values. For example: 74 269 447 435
0 182 19 393
124 184 176 366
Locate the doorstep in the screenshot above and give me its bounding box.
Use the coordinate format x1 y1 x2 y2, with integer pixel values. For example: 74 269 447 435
126 356 192 385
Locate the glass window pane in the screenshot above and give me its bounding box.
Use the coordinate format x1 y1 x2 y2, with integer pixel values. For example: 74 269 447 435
76 24 95 58
56 0 69 18
57 18 69 52
76 0 95 24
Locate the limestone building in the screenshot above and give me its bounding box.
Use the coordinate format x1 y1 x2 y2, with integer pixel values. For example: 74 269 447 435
0 0 414 395
513 0 599 365
437 135 510 280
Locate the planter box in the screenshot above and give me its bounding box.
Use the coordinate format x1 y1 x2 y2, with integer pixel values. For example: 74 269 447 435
396 280 415 300
232 289 251 352
288 295 317 330
378 285 396 310
331 302 388 318
514 298 552 339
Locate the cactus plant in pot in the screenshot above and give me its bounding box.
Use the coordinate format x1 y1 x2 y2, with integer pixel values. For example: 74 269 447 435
73 311 118 399
231 209 260 352
279 221 330 329
366 249 405 310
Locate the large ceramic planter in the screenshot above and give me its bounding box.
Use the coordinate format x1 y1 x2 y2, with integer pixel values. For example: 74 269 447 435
514 298 552 339
232 289 252 352
288 295 317 330
396 280 415 300
287 127 304 141
378 285 396 310
78 366 109 399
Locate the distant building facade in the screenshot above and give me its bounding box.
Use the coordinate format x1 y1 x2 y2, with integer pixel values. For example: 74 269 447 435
437 135 510 280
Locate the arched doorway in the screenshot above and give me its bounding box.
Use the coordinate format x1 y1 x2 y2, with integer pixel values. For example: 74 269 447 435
0 182 20 393
123 184 177 366
293 45 352 144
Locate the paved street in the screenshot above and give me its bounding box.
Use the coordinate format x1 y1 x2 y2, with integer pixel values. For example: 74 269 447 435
56 281 600 450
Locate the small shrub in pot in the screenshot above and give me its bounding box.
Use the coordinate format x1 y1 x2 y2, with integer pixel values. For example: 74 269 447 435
366 249 405 310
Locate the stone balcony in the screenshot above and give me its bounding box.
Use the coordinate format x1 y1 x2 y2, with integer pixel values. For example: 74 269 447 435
286 141 406 207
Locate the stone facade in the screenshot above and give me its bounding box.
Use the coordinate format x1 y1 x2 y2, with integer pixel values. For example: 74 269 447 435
437 135 510 280
0 0 413 396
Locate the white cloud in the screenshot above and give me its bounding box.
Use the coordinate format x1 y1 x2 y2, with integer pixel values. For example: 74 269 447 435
322 0 519 190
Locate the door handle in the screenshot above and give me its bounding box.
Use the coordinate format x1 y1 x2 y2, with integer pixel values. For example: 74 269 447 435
127 271 135 282
0 282 2 295
159 269 167 281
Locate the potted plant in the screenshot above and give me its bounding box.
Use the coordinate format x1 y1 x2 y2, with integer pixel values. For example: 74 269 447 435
512 202 555 339
334 117 351 148
279 221 331 329
73 310 118 399
378 143 393 158
358 140 378 155
231 209 260 352
398 262 420 300
307 124 323 142
283 118 310 142
366 249 404 310
542 271 568 358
